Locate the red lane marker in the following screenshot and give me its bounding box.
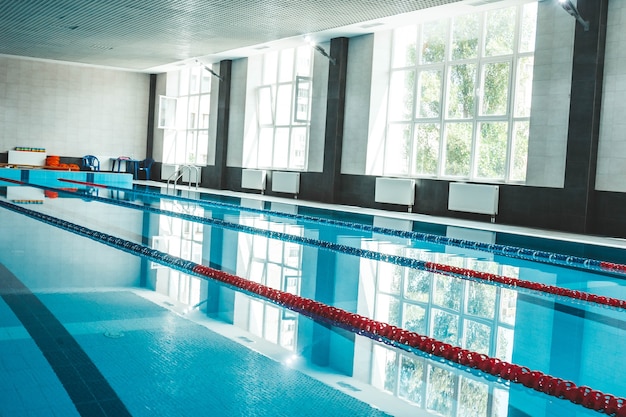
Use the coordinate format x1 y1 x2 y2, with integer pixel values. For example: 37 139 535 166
189 263 626 416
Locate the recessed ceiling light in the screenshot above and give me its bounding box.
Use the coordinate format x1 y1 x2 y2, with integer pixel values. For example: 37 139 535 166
360 22 384 29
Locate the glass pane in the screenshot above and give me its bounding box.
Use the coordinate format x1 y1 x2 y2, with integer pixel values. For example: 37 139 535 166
511 121 529 181
158 96 177 129
402 303 426 334
514 56 534 117
179 68 190 95
162 129 176 164
276 84 293 125
263 51 278 84
197 130 208 165
447 64 476 119
274 127 289 169
384 123 411 176
264 305 280 344
444 122 472 177
496 326 514 362
432 275 462 310
420 20 447 64
417 70 442 118
294 77 311 122
187 96 199 129
426 365 455 416
451 14 479 61
404 269 431 302
477 121 508 180
289 127 307 170
499 288 517 325
463 319 491 354
458 377 489 417
392 25 417 68
371 345 397 392
431 308 459 345
388 70 415 121
484 7 516 57
200 68 211 93
413 123 440 176
175 97 188 131
258 86 274 125
249 300 264 336
189 66 201 94
399 355 424 404
480 61 510 116
520 3 538 53
465 281 496 319
258 127 274 167
186 131 197 164
199 95 210 129
174 131 186 164
279 48 295 82
375 294 400 327
295 45 312 76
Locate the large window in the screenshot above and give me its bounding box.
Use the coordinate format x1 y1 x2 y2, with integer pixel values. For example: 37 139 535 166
256 46 313 170
365 241 518 414
160 65 212 165
383 3 537 183
237 214 303 351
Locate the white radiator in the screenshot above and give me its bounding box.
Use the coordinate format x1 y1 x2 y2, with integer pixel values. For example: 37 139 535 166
448 182 499 216
272 171 300 195
375 177 416 206
241 169 266 191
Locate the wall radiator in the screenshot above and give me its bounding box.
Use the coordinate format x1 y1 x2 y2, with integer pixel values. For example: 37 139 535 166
241 169 266 192
448 182 499 219
374 177 416 211
272 171 300 196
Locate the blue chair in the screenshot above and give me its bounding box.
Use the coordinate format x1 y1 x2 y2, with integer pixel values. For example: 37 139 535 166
81 155 100 171
136 158 154 180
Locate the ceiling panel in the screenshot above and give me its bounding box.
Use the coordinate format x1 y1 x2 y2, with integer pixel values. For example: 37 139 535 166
0 0 465 71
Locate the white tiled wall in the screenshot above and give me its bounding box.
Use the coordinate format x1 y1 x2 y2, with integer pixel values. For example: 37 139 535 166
525 1 575 188
596 1 626 192
0 56 150 169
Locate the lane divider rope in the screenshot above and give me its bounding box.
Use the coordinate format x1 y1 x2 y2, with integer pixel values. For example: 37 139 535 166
55 178 626 277
0 197 624 416
2 177 625 311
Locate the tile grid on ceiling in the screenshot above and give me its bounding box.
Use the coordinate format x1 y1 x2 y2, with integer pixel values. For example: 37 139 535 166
0 0 462 70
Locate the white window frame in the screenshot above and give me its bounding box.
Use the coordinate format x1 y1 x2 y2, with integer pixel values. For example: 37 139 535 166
382 2 536 184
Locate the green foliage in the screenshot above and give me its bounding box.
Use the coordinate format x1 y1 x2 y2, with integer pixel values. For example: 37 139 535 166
477 122 507 179
399 356 424 404
445 123 472 176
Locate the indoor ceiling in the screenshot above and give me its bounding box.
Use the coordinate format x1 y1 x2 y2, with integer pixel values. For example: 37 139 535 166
0 0 513 73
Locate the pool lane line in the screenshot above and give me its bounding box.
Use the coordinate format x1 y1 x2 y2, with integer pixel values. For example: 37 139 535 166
2 178 626 311
0 200 624 417
54 178 626 277
0 264 132 417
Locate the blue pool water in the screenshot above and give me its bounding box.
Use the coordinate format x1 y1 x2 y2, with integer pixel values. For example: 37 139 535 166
1 180 626 416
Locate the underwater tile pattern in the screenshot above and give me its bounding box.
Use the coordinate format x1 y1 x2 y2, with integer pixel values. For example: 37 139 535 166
1 283 391 417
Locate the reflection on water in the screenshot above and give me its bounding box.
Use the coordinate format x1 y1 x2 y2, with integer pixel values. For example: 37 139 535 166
2 184 626 417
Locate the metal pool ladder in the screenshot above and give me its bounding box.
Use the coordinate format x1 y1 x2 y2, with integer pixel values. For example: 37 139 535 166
166 164 200 194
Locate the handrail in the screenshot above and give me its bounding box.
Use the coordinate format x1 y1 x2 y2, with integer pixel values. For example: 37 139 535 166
166 164 200 193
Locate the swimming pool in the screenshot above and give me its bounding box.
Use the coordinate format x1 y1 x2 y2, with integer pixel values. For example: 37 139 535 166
1 178 626 416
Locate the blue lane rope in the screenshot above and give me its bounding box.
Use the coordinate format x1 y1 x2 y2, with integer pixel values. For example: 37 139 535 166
54 178 626 277
4 176 625 277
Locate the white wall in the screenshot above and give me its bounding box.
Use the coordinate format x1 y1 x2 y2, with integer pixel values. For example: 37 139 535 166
596 0 626 192
525 1 575 188
0 56 150 170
